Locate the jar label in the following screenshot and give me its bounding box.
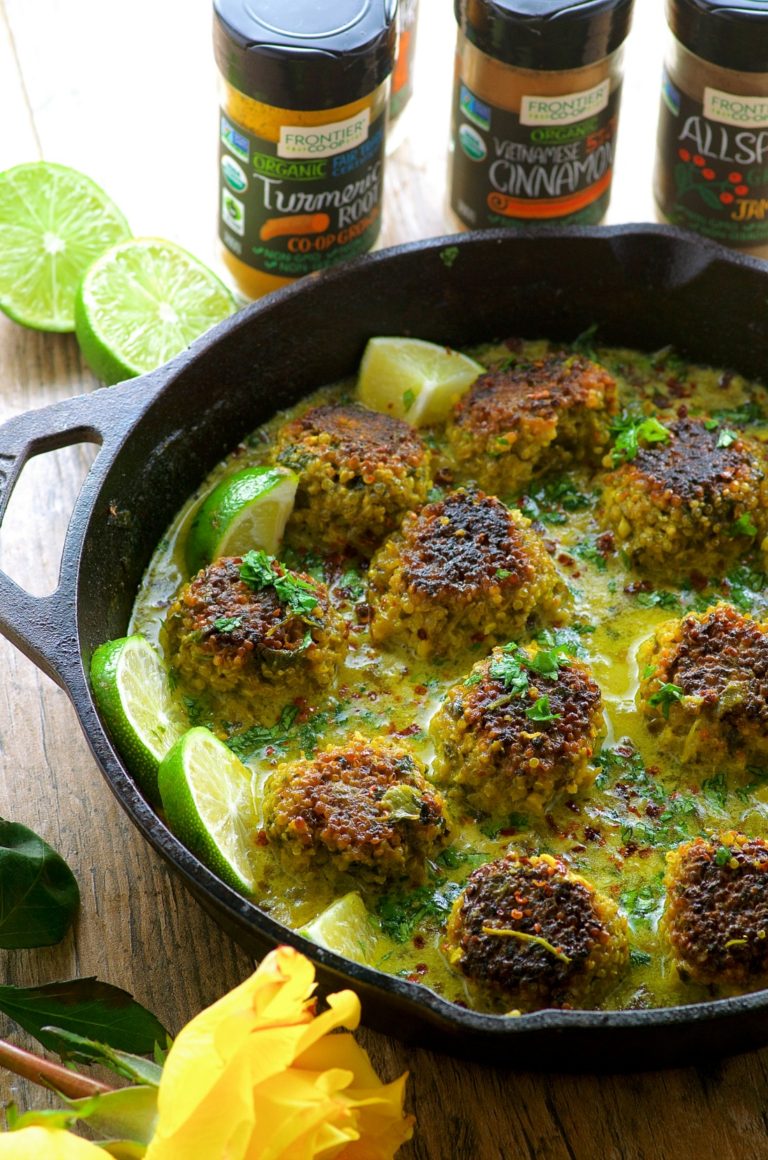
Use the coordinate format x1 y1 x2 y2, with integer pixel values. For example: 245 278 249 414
450 80 620 228
219 108 385 278
655 70 768 245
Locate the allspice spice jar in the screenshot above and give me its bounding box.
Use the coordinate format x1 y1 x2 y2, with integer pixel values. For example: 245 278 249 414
449 0 635 230
214 0 397 300
654 0 768 258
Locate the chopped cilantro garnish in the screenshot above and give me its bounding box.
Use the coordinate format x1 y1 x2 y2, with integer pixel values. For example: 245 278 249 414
376 880 462 942
338 567 366 601
715 845 732 866
648 682 684 718
239 549 320 617
402 388 416 410
495 568 512 580
633 589 681 611
629 948 652 967
574 536 608 572
717 427 738 448
213 615 242 633
610 415 671 467
731 513 757 538
526 694 561 723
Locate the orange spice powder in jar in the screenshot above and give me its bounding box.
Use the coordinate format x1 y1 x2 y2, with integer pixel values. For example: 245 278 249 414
449 0 635 230
654 0 768 259
214 0 397 300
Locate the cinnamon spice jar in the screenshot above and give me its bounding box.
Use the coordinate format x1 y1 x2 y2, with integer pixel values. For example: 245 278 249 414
449 0 635 230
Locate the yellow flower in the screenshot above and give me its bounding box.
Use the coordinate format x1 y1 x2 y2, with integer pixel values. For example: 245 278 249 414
0 1126 104 1158
145 946 414 1160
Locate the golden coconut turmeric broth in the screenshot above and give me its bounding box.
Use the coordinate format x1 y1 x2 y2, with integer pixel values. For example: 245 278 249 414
131 337 768 1014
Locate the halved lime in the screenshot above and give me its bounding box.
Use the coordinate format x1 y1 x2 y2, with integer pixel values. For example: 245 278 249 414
185 465 298 575
300 891 382 965
90 634 186 806
0 162 131 332
357 336 484 426
74 237 236 384
157 727 257 894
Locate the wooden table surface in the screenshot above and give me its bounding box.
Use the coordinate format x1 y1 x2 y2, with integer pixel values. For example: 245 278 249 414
2 1 768 1157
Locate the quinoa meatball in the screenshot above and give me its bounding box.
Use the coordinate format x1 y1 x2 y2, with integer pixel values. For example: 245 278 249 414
444 852 629 1012
600 417 768 579
164 552 346 708
367 488 569 659
263 735 450 886
662 833 768 988
430 642 603 815
446 353 617 496
273 402 431 554
637 603 768 767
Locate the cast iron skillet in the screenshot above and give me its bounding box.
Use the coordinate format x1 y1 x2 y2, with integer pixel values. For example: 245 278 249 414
1 225 768 1070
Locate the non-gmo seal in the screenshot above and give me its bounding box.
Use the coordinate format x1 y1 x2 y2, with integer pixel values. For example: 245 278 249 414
459 123 487 161
222 155 248 193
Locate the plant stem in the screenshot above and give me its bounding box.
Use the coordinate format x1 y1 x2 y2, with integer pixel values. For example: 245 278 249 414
0 1038 113 1098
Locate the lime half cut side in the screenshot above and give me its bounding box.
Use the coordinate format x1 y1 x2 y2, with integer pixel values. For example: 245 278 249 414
300 891 382 965
357 336 484 426
75 237 237 384
90 634 186 807
0 161 131 332
185 465 298 575
158 727 258 894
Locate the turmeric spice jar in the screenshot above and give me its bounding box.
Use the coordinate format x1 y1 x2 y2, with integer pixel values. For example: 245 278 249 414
449 0 635 230
213 0 397 299
654 0 768 258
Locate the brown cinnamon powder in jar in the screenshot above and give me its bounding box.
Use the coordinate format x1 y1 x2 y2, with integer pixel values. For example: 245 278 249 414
449 0 635 230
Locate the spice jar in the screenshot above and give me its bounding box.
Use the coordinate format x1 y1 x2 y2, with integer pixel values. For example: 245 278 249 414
387 0 419 152
449 0 635 230
654 0 768 258
214 0 397 300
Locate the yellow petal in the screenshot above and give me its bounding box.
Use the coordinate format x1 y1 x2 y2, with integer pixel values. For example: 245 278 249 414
0 1127 105 1158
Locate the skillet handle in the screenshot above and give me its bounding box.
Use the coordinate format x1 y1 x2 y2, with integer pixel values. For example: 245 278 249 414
0 374 162 689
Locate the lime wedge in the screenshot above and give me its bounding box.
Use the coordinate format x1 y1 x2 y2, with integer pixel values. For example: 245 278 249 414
300 891 382 965
75 237 236 384
185 465 298 575
0 162 131 332
357 336 484 426
157 727 257 893
90 634 186 806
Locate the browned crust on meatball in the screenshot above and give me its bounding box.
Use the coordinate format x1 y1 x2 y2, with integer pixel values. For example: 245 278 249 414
447 353 617 494
263 734 451 886
662 833 768 987
637 603 768 766
430 644 603 815
367 489 569 658
273 403 432 554
164 556 346 704
444 852 628 1011
601 419 768 579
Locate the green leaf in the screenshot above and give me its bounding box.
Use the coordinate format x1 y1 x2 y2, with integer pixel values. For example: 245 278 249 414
526 694 561 723
732 512 757 538
610 415 670 466
0 819 79 948
43 1028 164 1085
66 1087 158 1146
0 978 168 1054
648 682 684 719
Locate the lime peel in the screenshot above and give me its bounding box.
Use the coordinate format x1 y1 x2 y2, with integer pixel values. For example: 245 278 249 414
90 634 185 807
357 336 484 426
185 465 298 574
75 236 236 384
0 161 131 332
158 726 258 894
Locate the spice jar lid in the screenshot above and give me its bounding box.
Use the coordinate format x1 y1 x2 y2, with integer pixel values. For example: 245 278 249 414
214 0 398 111
455 0 635 70
667 0 768 73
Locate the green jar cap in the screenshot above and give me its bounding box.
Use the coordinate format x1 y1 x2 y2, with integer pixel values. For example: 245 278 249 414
455 0 635 70
214 0 398 111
